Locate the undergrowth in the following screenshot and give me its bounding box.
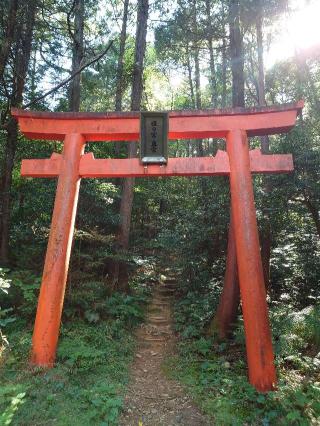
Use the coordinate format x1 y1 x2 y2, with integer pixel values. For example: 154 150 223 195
0 270 150 426
166 282 320 425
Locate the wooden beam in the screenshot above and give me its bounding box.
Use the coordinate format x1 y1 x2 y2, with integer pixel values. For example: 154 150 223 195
21 149 294 178
12 101 303 141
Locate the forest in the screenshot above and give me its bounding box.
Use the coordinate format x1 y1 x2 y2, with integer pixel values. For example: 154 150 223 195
0 0 320 424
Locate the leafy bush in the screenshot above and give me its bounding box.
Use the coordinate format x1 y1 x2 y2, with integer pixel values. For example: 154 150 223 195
83 383 122 425
0 269 16 354
104 292 146 326
1 316 136 425
165 340 320 425
165 296 320 425
0 270 40 321
0 385 27 426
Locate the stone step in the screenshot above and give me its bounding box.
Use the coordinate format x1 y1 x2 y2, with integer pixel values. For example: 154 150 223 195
152 297 171 304
147 313 170 320
160 283 178 290
154 289 175 296
149 320 170 328
153 290 172 296
150 301 171 307
147 314 169 320
161 282 178 287
157 285 176 291
143 335 168 342
162 277 178 283
139 340 165 349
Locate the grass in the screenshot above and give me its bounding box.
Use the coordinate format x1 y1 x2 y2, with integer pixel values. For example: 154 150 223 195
164 296 320 425
164 348 320 425
0 319 136 425
0 260 155 425
0 276 154 426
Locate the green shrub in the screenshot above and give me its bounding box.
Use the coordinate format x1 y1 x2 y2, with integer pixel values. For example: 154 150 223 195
0 385 27 426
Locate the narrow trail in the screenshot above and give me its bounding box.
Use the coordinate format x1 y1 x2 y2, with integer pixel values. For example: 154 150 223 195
119 271 211 426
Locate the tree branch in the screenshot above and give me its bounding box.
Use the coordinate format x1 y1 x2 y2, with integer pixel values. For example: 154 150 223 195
23 40 114 109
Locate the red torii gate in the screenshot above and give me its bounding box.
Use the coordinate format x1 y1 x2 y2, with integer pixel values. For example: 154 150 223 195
12 101 303 393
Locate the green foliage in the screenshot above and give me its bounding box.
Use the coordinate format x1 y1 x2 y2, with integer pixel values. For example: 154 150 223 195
271 302 320 370
0 386 26 426
0 314 136 425
174 286 220 338
0 269 11 295
165 290 320 425
104 293 146 326
165 341 320 424
57 335 107 373
0 270 41 321
83 383 122 425
0 259 150 425
0 269 16 352
63 279 148 329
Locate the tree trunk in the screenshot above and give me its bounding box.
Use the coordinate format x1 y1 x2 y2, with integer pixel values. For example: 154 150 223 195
0 0 37 265
115 0 129 111
186 44 195 108
302 198 320 238
209 0 245 338
0 0 19 81
221 1 227 108
0 119 18 265
208 38 216 108
68 0 84 112
204 0 216 107
194 46 203 156
256 9 272 288
114 0 149 291
114 0 130 157
229 0 245 107
221 34 227 108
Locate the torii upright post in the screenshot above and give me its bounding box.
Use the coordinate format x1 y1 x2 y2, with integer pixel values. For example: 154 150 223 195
12 101 303 392
227 129 276 390
31 134 85 366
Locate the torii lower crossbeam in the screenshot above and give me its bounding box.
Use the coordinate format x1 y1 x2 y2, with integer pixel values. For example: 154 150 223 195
12 102 303 393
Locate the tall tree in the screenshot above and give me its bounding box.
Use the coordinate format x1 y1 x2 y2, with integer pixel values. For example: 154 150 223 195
221 1 228 108
208 0 245 338
204 0 217 107
0 0 19 82
0 0 37 265
255 1 272 288
68 0 84 112
115 0 130 112
229 0 244 107
115 0 149 289
114 0 130 156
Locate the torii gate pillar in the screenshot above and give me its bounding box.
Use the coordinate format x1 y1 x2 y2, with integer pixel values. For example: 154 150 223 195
31 134 85 366
227 129 276 390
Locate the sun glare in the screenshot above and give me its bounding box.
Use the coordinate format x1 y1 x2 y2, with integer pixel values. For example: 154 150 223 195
266 0 320 68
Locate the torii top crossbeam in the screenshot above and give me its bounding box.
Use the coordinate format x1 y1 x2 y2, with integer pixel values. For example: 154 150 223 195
12 101 303 394
12 101 303 141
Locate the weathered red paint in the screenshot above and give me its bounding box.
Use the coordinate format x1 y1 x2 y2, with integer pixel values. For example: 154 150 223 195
13 101 303 392
227 129 277 392
21 149 293 178
30 133 85 367
12 101 303 141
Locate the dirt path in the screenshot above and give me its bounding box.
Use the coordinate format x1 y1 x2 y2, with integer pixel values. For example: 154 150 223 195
119 272 212 426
